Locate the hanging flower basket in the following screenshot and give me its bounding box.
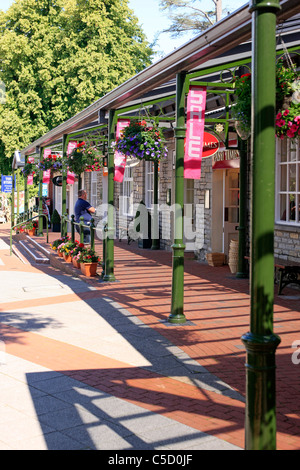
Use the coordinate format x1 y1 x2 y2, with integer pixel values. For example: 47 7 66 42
113 120 168 162
232 58 300 140
38 154 63 172
66 142 103 175
22 162 38 178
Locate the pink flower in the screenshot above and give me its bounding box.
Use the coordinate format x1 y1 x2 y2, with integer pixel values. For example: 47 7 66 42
294 115 300 124
283 109 290 116
287 129 295 138
276 119 286 128
276 112 282 119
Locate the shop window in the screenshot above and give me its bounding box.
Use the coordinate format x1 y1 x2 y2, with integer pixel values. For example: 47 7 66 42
90 172 98 208
145 161 154 209
276 138 300 225
121 165 133 216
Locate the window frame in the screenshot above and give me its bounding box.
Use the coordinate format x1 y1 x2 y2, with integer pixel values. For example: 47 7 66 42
120 165 134 216
276 137 300 226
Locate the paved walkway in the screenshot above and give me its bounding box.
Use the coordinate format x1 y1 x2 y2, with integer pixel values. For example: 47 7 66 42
0 224 299 450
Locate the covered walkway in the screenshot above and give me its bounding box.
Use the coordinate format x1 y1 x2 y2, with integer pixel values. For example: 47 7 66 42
2 225 299 450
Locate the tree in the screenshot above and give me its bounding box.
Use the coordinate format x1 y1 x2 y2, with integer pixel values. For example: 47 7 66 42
0 0 154 172
159 0 223 37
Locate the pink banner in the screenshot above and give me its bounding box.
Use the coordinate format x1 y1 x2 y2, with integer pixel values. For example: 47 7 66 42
114 119 130 182
44 148 51 159
67 171 75 184
67 141 77 156
27 175 33 185
184 86 207 179
43 169 51 184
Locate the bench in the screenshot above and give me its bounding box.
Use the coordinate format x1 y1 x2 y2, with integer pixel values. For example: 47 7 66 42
245 256 300 295
118 215 134 245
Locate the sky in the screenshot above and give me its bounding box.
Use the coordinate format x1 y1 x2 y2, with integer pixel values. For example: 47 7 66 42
0 0 247 57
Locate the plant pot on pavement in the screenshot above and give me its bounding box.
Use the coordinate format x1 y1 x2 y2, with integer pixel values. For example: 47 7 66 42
82 262 98 277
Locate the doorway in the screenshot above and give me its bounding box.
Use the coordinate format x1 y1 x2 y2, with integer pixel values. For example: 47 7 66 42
212 168 240 259
224 169 239 258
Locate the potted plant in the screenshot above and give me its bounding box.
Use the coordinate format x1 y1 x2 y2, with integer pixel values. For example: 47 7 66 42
78 247 100 277
25 220 38 236
70 243 85 268
50 236 70 257
50 235 70 251
59 240 78 263
113 119 168 162
51 209 61 232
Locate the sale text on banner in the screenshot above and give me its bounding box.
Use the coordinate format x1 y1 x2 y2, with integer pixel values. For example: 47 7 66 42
184 86 207 179
114 119 131 182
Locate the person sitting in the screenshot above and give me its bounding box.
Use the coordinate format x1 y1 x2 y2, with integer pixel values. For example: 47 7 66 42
74 189 95 243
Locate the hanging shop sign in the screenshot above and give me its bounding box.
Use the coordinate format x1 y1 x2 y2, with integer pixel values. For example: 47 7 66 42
52 176 63 186
213 149 240 169
1 175 13 193
184 85 207 179
114 119 131 183
202 132 220 158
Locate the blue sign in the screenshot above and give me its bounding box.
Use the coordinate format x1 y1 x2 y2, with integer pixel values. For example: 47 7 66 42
42 183 48 197
1 175 13 193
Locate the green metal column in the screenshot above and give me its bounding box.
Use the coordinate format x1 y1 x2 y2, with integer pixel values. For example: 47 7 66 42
151 160 160 250
61 134 68 237
103 109 116 282
168 72 186 324
241 0 281 450
236 138 248 279
37 147 44 236
24 166 28 214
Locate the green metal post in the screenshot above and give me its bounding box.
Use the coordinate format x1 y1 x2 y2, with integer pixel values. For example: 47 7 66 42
241 0 281 450
90 218 95 251
236 138 248 278
168 72 186 324
151 160 160 250
79 216 84 244
24 166 28 214
37 147 44 236
61 134 68 237
103 109 116 282
71 214 75 243
101 223 107 279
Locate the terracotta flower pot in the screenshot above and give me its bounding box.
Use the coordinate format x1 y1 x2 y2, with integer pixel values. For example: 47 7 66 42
27 229 35 237
63 253 72 263
58 250 64 258
82 262 98 277
72 258 81 269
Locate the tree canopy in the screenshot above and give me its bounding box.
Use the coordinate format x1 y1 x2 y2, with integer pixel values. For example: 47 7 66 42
0 0 154 172
159 0 224 37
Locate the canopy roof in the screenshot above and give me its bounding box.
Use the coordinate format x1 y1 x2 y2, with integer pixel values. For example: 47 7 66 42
20 0 300 158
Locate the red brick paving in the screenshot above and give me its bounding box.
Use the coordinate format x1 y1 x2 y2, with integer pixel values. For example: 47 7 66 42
1 224 300 450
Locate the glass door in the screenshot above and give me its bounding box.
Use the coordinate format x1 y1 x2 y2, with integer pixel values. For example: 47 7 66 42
224 169 239 257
